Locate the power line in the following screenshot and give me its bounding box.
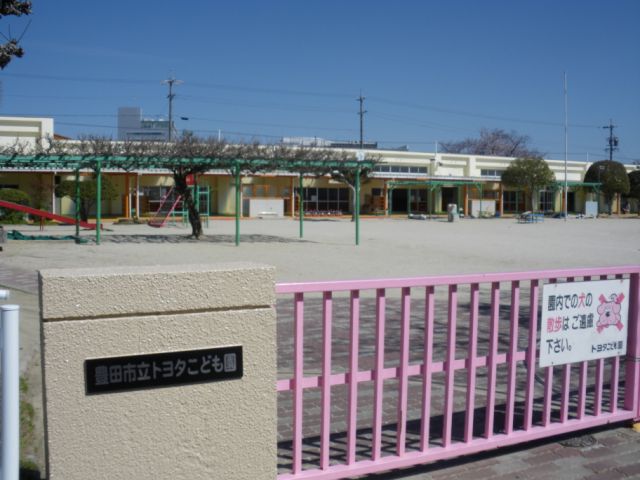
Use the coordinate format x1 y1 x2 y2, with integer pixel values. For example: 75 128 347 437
4 72 606 129
368 95 602 129
368 111 474 134
3 72 621 132
1 72 352 99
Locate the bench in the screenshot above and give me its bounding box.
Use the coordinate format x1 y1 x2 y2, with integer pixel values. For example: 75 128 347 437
517 212 544 223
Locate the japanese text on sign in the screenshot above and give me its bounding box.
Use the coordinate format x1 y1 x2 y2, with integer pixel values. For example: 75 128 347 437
85 346 243 395
539 279 629 367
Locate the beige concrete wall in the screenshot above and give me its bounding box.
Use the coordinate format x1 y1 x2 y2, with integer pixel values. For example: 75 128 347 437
40 263 276 480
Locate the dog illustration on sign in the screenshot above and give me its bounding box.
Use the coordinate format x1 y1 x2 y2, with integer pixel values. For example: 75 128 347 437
596 293 625 333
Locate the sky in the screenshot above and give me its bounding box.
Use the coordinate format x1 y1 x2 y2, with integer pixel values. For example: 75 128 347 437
1 0 639 163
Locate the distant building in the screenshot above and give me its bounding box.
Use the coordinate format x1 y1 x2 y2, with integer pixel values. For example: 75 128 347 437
281 137 332 147
117 107 172 141
281 136 379 150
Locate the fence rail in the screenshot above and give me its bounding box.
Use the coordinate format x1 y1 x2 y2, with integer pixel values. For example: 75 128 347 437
276 266 640 479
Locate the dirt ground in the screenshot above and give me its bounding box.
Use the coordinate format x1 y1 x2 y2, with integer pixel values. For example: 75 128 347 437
1 215 639 477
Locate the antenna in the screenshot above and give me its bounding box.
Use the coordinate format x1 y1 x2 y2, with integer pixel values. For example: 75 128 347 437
161 76 183 141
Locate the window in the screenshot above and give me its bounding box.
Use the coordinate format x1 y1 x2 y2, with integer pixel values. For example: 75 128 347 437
375 165 427 175
481 169 504 177
539 190 554 212
295 187 350 213
503 191 519 212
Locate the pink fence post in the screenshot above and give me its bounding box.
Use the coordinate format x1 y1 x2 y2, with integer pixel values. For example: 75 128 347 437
577 276 591 420
624 272 640 419
609 274 625 414
594 274 609 417
485 282 500 438
372 288 386 461
347 290 360 465
610 356 620 413
543 278 556 426
594 360 604 416
293 292 304 474
505 281 520 434
524 280 539 430
464 283 479 443
397 287 411 456
420 286 435 451
443 284 458 447
320 291 332 470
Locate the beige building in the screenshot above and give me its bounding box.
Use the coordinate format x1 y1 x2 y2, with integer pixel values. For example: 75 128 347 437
0 116 636 219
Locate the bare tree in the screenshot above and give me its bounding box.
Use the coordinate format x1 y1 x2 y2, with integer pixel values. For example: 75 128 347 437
441 128 542 158
0 0 31 69
329 161 379 220
5 135 362 239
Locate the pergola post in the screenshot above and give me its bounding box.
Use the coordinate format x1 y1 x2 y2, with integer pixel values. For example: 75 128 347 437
290 176 295 217
95 160 101 245
74 169 80 243
124 173 130 219
298 173 304 239
355 165 361 246
135 173 140 218
234 161 240 246
464 185 469 216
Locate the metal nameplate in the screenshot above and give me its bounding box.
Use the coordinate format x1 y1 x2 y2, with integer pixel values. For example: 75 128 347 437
85 345 243 395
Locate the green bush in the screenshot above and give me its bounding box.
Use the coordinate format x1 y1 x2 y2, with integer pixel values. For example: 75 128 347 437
0 188 31 224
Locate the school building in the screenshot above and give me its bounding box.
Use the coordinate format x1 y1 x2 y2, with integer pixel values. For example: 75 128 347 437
0 116 636 219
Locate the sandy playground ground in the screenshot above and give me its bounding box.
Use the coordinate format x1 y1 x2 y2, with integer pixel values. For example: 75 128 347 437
1 215 639 476
2 215 640 371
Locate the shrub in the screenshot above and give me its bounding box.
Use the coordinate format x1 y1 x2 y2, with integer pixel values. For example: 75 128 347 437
0 188 31 223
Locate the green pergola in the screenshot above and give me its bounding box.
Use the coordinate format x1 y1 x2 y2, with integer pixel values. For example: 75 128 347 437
386 179 486 216
0 154 375 246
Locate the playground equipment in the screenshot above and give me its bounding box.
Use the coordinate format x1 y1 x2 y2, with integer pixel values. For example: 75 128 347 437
148 187 182 228
148 185 210 228
0 199 98 229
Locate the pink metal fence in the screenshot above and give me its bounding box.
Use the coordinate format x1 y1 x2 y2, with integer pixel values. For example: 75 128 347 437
276 266 640 479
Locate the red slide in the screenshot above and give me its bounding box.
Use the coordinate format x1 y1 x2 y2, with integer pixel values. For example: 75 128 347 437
0 199 98 229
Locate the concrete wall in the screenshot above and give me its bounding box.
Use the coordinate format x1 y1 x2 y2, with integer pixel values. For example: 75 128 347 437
39 263 276 480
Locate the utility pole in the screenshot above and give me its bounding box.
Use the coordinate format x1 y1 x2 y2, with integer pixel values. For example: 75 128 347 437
162 76 183 141
357 91 366 149
563 71 568 221
602 119 619 161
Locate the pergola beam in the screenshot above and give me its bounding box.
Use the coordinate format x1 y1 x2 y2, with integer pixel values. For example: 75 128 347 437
0 153 374 246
